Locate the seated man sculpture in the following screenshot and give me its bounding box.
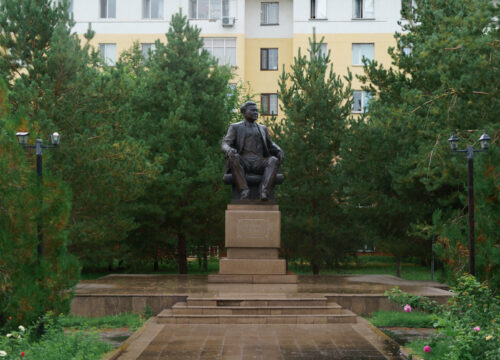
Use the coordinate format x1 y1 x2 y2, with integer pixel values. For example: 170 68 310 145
221 101 284 200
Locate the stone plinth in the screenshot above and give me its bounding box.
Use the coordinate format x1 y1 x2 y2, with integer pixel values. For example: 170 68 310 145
210 203 297 284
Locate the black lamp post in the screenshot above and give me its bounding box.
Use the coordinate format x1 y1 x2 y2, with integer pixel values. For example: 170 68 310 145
16 131 60 259
448 131 491 276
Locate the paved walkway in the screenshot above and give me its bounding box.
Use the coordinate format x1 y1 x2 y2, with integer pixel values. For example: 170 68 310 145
114 318 402 360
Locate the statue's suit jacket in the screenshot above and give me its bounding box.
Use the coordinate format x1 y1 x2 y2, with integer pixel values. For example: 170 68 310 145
221 121 282 159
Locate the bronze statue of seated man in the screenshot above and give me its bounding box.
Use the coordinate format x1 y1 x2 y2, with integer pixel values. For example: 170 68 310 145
221 101 284 201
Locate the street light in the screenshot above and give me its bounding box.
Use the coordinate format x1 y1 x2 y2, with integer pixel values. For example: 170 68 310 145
448 131 491 276
16 131 60 259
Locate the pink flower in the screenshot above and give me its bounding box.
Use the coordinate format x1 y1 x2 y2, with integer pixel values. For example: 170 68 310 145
404 304 412 313
424 345 431 353
474 326 480 332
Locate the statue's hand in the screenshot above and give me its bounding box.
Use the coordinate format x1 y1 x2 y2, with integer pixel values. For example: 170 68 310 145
226 148 238 158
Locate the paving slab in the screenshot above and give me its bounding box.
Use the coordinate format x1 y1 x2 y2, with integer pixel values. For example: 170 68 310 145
114 320 402 360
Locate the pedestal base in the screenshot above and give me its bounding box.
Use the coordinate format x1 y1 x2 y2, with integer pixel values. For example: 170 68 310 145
207 273 298 284
219 258 286 274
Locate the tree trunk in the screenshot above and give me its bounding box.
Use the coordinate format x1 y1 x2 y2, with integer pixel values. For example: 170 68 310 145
177 232 188 274
154 259 159 272
311 261 320 275
396 255 402 278
203 240 208 272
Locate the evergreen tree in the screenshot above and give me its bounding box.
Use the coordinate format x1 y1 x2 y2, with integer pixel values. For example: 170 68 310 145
127 12 237 273
0 0 154 269
341 0 499 282
0 79 79 328
274 33 356 274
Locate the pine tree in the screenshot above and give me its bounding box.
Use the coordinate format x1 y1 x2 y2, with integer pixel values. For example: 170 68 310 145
0 79 79 328
341 0 499 282
127 12 237 273
274 32 356 274
0 0 154 269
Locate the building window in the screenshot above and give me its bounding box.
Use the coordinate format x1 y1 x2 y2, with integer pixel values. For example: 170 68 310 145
141 43 156 59
310 43 328 59
261 94 278 115
260 48 278 70
352 91 372 113
310 0 327 19
203 38 236 66
352 43 374 65
402 44 412 56
353 0 374 19
189 0 232 20
100 0 116 18
261 3 279 25
99 43 116 66
143 0 163 19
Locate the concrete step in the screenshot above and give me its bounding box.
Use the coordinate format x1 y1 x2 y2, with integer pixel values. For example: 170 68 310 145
172 302 343 315
157 309 357 324
186 297 328 307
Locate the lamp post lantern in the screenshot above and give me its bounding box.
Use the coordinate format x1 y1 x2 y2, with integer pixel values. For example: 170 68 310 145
448 132 491 276
16 131 60 259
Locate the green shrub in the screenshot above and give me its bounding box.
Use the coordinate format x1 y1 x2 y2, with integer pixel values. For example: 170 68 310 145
369 310 435 328
59 313 144 331
0 315 111 360
386 275 500 360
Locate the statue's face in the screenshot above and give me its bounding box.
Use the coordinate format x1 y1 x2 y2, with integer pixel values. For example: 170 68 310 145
244 104 259 122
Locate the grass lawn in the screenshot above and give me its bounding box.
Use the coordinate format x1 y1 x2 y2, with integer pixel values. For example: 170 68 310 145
81 255 442 282
367 310 435 328
60 313 146 331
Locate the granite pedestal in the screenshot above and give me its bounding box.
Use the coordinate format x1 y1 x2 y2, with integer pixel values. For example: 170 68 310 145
209 203 297 284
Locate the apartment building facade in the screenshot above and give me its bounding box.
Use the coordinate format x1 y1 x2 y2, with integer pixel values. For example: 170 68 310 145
69 0 408 115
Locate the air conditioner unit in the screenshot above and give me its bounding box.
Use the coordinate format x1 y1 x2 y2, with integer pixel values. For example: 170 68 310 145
222 17 235 26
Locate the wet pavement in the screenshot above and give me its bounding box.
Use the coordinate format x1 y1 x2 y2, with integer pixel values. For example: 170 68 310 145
116 321 403 360
76 274 449 297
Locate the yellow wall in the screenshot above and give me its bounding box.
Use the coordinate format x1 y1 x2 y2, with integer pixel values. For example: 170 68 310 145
292 33 395 89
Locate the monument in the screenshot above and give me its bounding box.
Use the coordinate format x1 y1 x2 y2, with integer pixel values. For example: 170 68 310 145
208 101 297 284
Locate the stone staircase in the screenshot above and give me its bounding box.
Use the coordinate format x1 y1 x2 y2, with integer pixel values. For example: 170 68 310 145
157 296 357 324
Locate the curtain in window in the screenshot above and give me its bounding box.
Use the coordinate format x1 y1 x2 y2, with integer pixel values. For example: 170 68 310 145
268 49 278 70
352 44 374 64
225 38 236 66
210 0 221 19
353 0 362 18
261 95 269 114
108 0 116 18
362 44 374 61
364 0 374 18
151 0 163 18
261 49 268 70
270 94 278 115
99 44 116 66
353 91 362 112
363 91 373 110
189 0 197 18
143 0 150 18
261 3 278 24
316 0 327 19
198 0 209 19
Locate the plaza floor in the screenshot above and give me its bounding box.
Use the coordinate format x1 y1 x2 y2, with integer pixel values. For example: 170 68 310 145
116 320 402 360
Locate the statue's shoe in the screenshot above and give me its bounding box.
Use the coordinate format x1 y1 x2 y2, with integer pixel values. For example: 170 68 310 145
240 189 250 199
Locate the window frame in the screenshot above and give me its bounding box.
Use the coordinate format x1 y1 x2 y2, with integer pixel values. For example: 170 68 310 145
261 2 279 26
352 43 374 66
142 0 164 19
260 93 279 116
141 43 156 59
352 0 375 20
202 37 237 67
189 0 232 20
310 0 327 20
352 90 372 113
260 48 278 71
100 0 116 19
99 43 117 66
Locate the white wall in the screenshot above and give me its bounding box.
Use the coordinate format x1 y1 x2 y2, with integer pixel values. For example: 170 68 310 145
72 0 245 35
245 0 293 38
293 0 404 34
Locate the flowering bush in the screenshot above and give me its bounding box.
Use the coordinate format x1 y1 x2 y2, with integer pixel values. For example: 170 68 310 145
0 314 111 359
387 275 500 360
